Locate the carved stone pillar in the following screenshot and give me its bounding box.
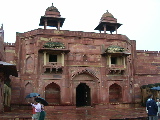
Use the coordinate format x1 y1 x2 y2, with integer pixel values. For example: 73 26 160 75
123 56 126 68
108 55 111 67
61 53 65 66
115 26 117 34
103 24 106 33
43 52 47 65
44 19 47 29
57 21 60 30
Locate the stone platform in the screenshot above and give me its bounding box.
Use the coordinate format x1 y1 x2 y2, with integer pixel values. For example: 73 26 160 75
0 106 150 120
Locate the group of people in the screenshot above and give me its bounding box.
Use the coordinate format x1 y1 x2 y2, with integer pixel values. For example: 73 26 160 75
146 94 160 120
28 96 46 120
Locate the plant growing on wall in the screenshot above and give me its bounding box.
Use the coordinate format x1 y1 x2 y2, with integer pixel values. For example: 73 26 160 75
106 45 125 53
43 42 65 49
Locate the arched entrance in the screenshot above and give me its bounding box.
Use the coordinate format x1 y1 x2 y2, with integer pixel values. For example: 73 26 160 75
76 83 91 107
109 83 122 102
45 82 60 105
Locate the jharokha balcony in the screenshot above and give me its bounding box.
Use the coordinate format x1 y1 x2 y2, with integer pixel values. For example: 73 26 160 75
43 62 63 73
110 64 125 68
107 64 126 75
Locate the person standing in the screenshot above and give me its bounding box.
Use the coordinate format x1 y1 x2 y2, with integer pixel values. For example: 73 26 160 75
31 105 36 120
39 103 46 120
34 95 48 120
156 98 160 118
146 94 158 120
29 99 42 120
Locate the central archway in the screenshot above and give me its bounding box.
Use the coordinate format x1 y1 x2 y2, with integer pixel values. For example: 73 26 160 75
76 83 91 107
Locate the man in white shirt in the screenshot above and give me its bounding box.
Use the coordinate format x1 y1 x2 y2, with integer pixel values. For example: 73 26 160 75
29 100 42 120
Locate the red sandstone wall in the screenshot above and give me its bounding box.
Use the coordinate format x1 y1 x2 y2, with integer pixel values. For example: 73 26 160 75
10 77 22 104
5 43 16 64
0 76 4 113
0 28 5 61
135 51 160 74
134 50 160 102
11 29 135 105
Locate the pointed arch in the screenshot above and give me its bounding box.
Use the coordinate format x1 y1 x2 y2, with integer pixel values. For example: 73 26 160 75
109 83 122 102
45 82 60 105
72 69 99 81
25 82 33 97
76 83 91 106
26 56 34 73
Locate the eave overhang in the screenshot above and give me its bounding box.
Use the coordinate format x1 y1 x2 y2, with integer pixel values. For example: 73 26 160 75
0 61 18 77
39 48 70 54
39 16 65 27
94 22 122 31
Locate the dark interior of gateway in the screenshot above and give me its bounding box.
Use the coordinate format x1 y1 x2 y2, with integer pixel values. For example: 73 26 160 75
76 83 91 107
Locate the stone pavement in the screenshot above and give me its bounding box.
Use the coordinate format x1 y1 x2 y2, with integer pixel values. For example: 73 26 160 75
0 107 149 120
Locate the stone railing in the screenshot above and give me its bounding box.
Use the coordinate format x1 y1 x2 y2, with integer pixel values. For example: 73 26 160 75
43 62 63 73
110 64 125 68
45 62 62 66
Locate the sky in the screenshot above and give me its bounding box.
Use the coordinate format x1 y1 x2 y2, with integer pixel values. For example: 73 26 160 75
0 0 160 51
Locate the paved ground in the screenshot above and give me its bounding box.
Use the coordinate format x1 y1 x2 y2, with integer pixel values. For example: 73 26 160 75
0 107 149 120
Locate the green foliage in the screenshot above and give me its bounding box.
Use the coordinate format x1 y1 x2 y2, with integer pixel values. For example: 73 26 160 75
106 45 125 53
43 42 65 49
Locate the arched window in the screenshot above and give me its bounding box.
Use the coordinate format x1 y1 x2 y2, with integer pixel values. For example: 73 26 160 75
26 57 34 73
25 82 33 97
109 83 122 102
45 82 60 105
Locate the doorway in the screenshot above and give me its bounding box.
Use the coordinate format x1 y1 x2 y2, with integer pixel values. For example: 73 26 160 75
76 83 91 107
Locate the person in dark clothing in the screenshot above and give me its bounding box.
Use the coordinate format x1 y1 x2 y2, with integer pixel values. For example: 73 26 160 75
34 96 46 120
146 94 158 120
39 103 46 120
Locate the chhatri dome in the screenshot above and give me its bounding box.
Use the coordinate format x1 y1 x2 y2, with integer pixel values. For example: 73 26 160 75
94 10 122 34
46 3 59 12
101 10 114 18
39 3 65 30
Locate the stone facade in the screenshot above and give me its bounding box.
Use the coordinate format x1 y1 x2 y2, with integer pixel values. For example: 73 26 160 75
3 4 160 109
0 25 5 61
0 25 17 113
134 50 160 103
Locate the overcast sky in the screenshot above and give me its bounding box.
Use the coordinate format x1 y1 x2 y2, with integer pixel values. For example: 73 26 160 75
0 0 160 51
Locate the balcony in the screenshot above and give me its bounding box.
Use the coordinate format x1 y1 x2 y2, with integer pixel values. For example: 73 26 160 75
107 64 125 75
106 74 127 79
108 64 125 69
43 62 63 73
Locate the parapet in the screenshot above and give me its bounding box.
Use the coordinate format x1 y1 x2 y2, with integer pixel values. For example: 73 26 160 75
4 42 15 46
136 50 160 54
